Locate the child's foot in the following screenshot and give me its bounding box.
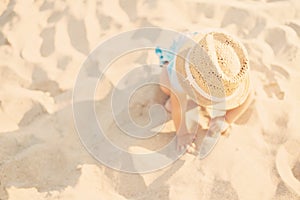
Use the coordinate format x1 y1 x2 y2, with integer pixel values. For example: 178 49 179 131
198 117 229 159
176 133 196 153
209 116 229 134
164 98 172 113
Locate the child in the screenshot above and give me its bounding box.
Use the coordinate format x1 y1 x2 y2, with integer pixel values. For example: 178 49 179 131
156 31 254 156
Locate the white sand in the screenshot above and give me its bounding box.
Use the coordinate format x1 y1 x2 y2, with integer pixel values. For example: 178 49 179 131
0 0 300 199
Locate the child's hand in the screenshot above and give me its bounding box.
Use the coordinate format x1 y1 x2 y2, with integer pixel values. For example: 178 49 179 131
176 133 196 153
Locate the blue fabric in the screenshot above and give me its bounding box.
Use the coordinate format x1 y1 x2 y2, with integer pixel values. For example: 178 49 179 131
155 32 197 92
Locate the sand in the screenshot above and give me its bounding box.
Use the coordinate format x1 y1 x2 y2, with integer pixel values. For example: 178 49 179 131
0 0 300 199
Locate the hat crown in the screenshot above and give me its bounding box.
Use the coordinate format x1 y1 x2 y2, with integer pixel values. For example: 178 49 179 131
188 32 249 97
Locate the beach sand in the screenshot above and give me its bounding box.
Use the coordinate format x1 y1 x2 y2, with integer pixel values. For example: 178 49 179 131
0 0 300 199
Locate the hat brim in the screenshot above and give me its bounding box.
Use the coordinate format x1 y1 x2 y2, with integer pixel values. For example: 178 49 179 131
174 45 250 111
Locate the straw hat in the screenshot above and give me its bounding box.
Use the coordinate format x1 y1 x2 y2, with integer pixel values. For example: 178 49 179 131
174 31 250 110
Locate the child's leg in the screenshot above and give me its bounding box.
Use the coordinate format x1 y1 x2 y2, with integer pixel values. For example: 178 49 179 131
208 91 254 133
160 68 196 151
225 91 254 124
159 67 171 96
170 89 196 151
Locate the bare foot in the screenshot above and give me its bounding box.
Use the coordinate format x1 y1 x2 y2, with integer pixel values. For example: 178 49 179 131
209 116 229 134
164 98 172 113
176 133 196 153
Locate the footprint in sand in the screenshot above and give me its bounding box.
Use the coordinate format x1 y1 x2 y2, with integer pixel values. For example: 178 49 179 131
40 27 55 57
261 63 290 100
0 0 9 16
221 7 266 38
263 83 285 100
286 21 300 39
264 26 300 65
209 179 239 200
67 15 90 55
276 140 300 196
